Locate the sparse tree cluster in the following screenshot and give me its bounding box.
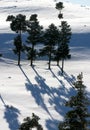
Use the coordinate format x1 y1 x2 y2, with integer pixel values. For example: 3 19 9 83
4 2 90 130
6 2 71 74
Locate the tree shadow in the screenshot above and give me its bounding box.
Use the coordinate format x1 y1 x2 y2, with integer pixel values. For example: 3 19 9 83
19 65 76 130
19 66 53 119
4 105 20 130
50 68 65 86
46 119 59 130
45 70 76 130
32 67 76 130
0 94 20 130
33 67 52 96
0 94 7 107
58 66 76 87
19 65 32 84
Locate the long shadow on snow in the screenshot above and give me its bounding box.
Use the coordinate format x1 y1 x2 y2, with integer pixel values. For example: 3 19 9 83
0 94 7 107
32 67 76 130
0 94 20 130
45 68 76 130
49 67 76 113
19 66 53 119
58 66 76 87
19 65 76 130
4 106 20 130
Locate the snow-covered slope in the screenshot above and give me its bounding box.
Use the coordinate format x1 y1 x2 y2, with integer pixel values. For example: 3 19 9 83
0 0 90 33
0 0 90 130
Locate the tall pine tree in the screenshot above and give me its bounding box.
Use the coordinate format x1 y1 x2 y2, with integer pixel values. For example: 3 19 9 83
39 23 59 69
13 35 22 65
55 2 71 72
55 21 71 74
6 14 26 65
26 14 43 66
58 73 90 130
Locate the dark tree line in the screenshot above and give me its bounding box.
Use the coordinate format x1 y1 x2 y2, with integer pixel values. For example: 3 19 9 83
6 16 71 73
6 2 71 73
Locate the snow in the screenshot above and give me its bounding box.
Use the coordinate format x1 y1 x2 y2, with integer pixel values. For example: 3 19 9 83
0 0 90 130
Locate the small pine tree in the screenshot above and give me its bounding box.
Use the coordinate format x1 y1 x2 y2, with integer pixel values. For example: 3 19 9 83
55 2 64 19
19 113 43 130
58 73 90 130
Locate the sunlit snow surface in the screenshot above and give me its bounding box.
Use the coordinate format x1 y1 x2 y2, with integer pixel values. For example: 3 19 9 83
0 0 90 130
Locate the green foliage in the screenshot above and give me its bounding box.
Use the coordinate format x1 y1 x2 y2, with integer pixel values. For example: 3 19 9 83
6 15 15 21
39 23 59 69
29 14 37 21
19 113 43 130
13 35 23 65
26 14 43 45
25 46 37 60
13 35 22 54
26 14 43 66
6 14 26 33
56 2 64 19
56 2 64 10
60 21 72 44
58 73 90 130
55 42 70 61
6 14 27 65
55 21 71 72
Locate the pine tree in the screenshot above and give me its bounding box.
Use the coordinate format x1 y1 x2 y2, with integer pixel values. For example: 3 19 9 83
39 23 59 69
6 14 26 35
55 2 71 72
6 14 26 65
19 113 43 130
55 2 64 19
13 35 22 65
26 14 43 66
55 21 71 74
58 73 90 130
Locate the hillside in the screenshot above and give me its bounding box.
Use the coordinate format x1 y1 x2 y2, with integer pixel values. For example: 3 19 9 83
0 0 90 130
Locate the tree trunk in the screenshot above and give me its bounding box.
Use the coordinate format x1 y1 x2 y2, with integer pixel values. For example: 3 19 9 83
57 60 59 66
18 30 22 66
18 51 21 66
48 52 51 69
61 58 64 75
30 44 34 66
57 43 60 66
30 51 33 66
